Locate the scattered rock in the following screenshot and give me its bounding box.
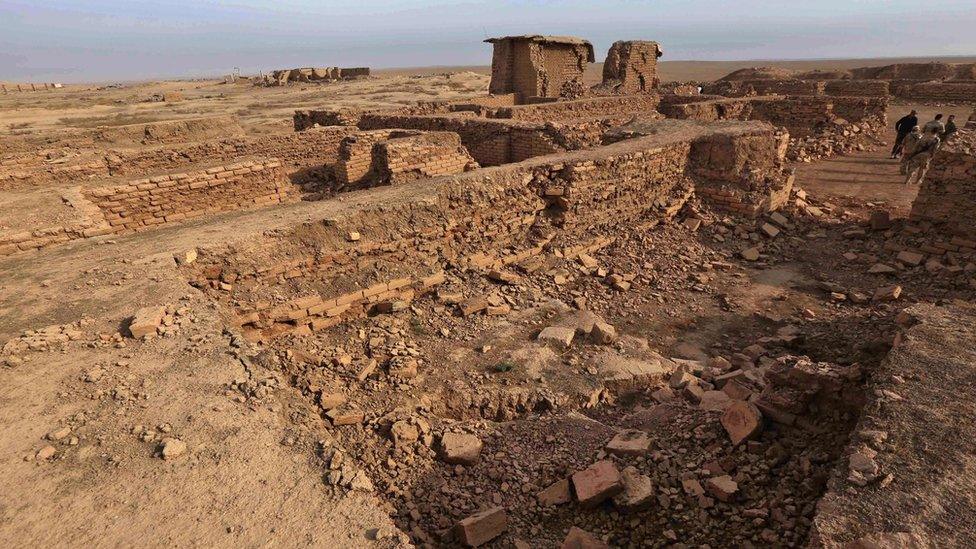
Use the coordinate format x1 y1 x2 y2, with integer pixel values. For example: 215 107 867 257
159 437 187 460
571 460 623 508
456 506 506 547
721 400 764 445
439 432 482 465
605 430 651 456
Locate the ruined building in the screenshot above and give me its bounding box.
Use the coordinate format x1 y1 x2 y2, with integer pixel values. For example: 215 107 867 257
601 40 663 93
485 35 595 101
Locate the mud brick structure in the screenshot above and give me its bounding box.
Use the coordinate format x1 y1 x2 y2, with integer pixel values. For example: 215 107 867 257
193 119 788 339
485 35 595 101
661 95 886 138
909 130 976 241
267 67 370 85
334 130 476 188
84 159 288 233
601 41 663 93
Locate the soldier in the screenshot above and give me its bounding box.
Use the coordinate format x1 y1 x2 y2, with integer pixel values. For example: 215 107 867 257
904 127 942 186
922 113 945 135
891 110 918 158
942 115 958 142
899 126 922 175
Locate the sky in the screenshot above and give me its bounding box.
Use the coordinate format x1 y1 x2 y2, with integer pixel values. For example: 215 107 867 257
2 0 976 83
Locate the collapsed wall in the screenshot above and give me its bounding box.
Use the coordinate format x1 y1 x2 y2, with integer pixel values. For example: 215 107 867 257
187 120 785 340
661 95 886 138
601 41 663 93
266 67 371 85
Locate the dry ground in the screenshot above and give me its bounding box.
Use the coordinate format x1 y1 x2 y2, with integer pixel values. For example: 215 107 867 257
1 66 975 547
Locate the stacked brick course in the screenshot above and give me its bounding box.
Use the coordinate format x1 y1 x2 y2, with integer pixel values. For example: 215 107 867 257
485 35 594 101
84 159 288 233
0 126 356 190
334 130 475 188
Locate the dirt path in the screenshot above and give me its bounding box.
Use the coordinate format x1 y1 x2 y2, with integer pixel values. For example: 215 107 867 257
794 103 972 215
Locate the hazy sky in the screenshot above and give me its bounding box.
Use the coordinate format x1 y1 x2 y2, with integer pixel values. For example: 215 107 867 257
3 0 976 82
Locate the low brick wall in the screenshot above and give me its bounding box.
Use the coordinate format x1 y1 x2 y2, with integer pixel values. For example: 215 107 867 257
0 126 356 191
84 159 289 233
335 130 475 188
358 113 635 167
0 116 245 155
897 81 976 103
488 94 661 121
185 120 788 339
823 80 891 97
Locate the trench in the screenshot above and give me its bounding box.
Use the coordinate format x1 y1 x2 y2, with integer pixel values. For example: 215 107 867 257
180 202 884 547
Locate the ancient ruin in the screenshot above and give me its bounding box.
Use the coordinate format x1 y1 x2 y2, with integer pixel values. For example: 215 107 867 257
3 28 976 549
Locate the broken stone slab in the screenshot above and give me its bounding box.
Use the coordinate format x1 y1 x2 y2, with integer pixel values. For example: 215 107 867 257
326 408 364 426
761 223 781 238
456 506 506 547
699 390 732 412
741 247 761 261
560 527 611 549
896 251 924 266
873 285 903 302
571 460 623 508
868 263 897 274
459 296 490 317
439 432 483 465
128 306 166 338
612 466 654 510
721 400 763 445
594 351 672 387
605 430 651 457
589 321 617 345
538 478 572 507
705 475 738 502
537 326 576 349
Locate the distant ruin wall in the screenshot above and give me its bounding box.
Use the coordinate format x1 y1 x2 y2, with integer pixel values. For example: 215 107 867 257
0 116 246 156
822 80 891 98
896 82 976 103
357 113 633 166
84 159 290 233
662 96 886 137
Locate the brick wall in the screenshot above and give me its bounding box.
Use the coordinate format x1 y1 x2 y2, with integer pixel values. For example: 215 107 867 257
823 80 890 97
84 159 289 233
190 121 789 339
601 41 661 93
334 130 475 188
909 131 976 238
357 113 633 166
487 38 590 101
898 82 976 102
489 94 660 121
1 126 356 191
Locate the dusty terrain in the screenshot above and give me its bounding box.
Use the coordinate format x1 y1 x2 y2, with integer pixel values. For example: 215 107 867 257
2 59 976 549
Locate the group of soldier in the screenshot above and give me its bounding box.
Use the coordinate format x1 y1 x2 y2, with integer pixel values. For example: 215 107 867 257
890 110 959 185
